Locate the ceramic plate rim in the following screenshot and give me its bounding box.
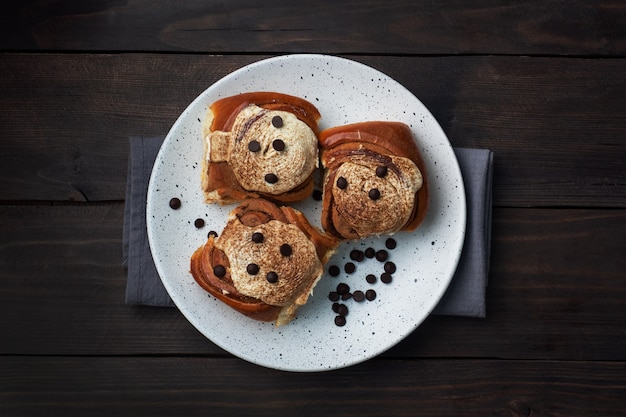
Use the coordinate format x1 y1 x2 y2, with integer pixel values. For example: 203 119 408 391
147 54 466 372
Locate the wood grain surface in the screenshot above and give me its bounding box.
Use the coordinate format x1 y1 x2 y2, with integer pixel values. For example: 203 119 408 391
1 0 625 415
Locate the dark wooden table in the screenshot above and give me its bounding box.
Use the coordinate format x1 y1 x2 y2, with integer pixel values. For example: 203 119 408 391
1 1 625 415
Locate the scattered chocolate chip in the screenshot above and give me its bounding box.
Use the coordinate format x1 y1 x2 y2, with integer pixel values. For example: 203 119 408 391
328 265 340 277
385 238 397 250
368 188 381 200
265 173 279 184
271 115 283 128
344 262 356 274
353 290 365 302
169 198 181 209
381 272 393 284
364 247 376 258
208 230 218 238
350 249 365 262
312 189 323 201
365 289 377 301
194 218 205 228
334 315 347 327
280 243 293 257
266 271 279 283
376 165 388 178
336 304 349 316
337 283 350 295
246 263 260 275
213 265 226 278
375 249 388 262
341 292 353 301
328 292 339 301
272 139 285 151
384 261 397 274
248 140 261 152
332 302 341 313
251 232 264 243
336 176 347 189
366 274 377 284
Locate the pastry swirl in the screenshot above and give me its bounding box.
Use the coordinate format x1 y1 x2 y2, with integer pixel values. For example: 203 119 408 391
201 92 321 204
319 121 428 240
190 199 338 325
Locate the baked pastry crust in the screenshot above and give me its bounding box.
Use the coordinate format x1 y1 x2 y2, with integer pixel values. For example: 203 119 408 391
201 92 321 205
319 121 428 240
190 199 338 326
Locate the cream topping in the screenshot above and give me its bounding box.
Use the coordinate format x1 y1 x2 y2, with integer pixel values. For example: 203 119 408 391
331 154 422 237
214 215 323 306
207 105 318 195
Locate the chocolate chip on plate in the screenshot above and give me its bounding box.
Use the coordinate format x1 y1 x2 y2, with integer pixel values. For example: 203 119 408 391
169 198 181 209
385 238 397 250
375 249 388 262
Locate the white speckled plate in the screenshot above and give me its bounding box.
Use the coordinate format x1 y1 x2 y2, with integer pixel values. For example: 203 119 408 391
147 54 465 372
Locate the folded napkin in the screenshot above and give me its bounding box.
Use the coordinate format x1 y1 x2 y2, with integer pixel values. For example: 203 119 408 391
123 136 493 317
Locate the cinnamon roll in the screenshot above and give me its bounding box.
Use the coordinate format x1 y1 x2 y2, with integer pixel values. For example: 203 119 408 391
201 92 321 204
319 121 428 240
190 199 338 325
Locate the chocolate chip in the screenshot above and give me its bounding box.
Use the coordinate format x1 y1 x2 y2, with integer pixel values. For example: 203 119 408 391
332 302 341 313
328 265 340 277
384 261 396 274
272 139 285 151
336 283 350 295
266 271 278 283
350 249 365 262
336 304 349 317
376 165 388 178
246 263 259 275
194 218 205 228
344 262 356 274
365 289 377 301
334 315 347 327
336 176 347 189
353 290 365 302
341 292 353 301
280 243 292 257
169 198 181 209
213 265 226 278
265 173 279 184
328 292 339 301
248 140 261 152
364 247 376 258
366 274 377 284
312 189 323 201
385 238 397 250
381 272 392 284
368 188 381 200
208 230 218 238
375 249 388 262
251 232 264 243
271 115 283 128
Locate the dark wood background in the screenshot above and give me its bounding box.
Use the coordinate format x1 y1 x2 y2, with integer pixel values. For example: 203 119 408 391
1 1 625 416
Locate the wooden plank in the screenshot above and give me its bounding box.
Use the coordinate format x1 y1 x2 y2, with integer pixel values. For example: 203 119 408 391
1 204 625 360
1 356 625 416
1 53 625 206
1 0 625 55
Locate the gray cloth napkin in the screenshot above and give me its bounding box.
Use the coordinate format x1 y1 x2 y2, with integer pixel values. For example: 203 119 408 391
123 136 493 317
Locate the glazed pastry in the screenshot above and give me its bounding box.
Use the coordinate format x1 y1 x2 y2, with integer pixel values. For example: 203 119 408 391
319 121 428 240
190 199 338 326
201 92 321 204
